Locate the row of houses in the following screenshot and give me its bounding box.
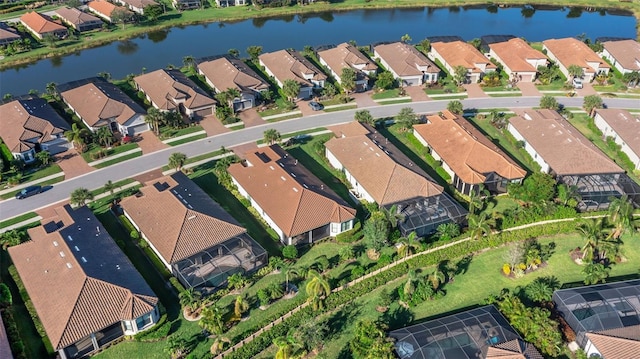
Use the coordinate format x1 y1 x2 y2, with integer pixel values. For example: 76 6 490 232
391 279 640 359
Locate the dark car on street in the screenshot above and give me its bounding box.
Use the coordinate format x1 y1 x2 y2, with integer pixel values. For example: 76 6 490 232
15 185 42 200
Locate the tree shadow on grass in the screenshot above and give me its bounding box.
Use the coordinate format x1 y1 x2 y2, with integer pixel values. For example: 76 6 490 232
326 302 361 339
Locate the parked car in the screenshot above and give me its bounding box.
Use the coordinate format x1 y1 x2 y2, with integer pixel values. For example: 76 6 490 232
15 185 42 200
308 101 324 111
572 77 583 89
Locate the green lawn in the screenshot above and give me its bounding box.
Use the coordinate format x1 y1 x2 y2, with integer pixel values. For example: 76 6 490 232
1 163 63 190
89 179 136 197
256 128 327 145
323 104 358 112
82 143 140 163
0 212 39 229
0 176 66 200
93 152 143 169
161 149 226 171
371 89 402 100
159 125 204 140
166 133 207 146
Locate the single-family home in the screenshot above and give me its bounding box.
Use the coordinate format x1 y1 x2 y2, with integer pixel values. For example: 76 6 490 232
390 305 544 359
593 108 640 170
413 110 526 195
600 39 640 75
373 42 440 86
8 205 159 359
113 0 157 15
0 22 21 46
542 38 610 82
229 144 357 245
87 0 134 23
55 7 103 32
134 68 216 120
215 0 245 7
20 11 68 40
325 122 467 237
0 97 71 163
553 280 640 359
58 77 148 136
430 40 496 83
259 49 327 100
318 42 378 92
173 0 200 10
120 172 267 289
488 37 547 83
197 55 270 112
508 109 626 210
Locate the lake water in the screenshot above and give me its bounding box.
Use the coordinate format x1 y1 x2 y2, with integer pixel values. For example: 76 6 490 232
0 5 636 96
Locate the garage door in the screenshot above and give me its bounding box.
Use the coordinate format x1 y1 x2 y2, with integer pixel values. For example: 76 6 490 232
43 139 71 155
127 123 150 136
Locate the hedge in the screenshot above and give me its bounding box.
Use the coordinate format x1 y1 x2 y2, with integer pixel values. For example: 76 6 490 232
169 277 185 294
134 313 170 342
8 265 48 341
335 221 362 243
2 308 27 359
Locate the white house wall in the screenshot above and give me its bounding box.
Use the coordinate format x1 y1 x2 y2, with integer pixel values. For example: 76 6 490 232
325 147 376 203
123 210 173 271
594 113 640 169
507 123 550 173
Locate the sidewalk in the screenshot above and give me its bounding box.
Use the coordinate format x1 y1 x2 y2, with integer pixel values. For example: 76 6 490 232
0 172 65 196
88 148 142 166
162 130 207 144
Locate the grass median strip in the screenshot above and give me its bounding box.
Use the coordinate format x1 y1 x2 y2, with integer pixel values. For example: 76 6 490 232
93 152 143 169
167 133 207 146
0 212 39 229
0 177 65 200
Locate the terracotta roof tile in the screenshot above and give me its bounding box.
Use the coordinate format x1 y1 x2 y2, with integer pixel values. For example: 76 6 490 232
55 7 102 26
197 55 269 94
0 22 21 43
7 205 157 350
325 122 443 206
88 0 117 17
118 0 157 9
586 332 640 358
602 39 640 72
134 69 215 112
509 109 623 175
374 42 439 76
20 11 67 35
486 339 544 359
259 49 327 87
318 42 378 78
228 145 355 238
431 40 497 74
414 110 526 184
489 38 547 73
543 38 610 75
120 172 247 263
594 108 640 158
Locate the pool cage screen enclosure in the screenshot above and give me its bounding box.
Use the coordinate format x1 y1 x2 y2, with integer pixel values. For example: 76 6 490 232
394 193 468 238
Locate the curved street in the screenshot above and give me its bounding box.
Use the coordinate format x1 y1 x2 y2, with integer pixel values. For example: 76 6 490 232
1 96 639 220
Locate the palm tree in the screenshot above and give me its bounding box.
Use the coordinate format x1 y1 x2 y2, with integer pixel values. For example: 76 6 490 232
178 287 202 313
381 204 404 230
467 213 494 240
232 295 249 321
427 268 446 291
182 55 195 71
210 336 231 355
226 272 247 291
199 305 225 336
567 64 584 81
468 184 489 215
305 269 331 311
273 333 305 359
95 126 114 148
70 188 93 207
524 279 553 303
103 180 116 195
607 194 636 239
45 82 58 99
396 231 420 258
577 219 604 262
168 152 187 172
263 129 281 145
583 263 610 285
556 183 580 207
0 230 22 250
145 108 164 135
36 151 52 167
284 266 299 294
225 88 241 113
269 256 286 272
65 123 89 152
403 269 418 299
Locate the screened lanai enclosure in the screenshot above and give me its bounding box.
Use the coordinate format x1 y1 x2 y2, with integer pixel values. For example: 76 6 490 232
553 280 640 348
394 193 468 237
389 306 540 359
559 173 640 211
173 234 267 289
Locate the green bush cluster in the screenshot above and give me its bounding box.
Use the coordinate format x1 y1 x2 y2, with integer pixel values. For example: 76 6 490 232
134 314 170 342
8 265 48 340
2 308 27 359
335 221 362 243
169 277 185 294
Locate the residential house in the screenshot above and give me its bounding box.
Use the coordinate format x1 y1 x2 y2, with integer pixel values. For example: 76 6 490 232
0 22 21 46
58 77 148 136
20 11 68 40
0 97 71 163
120 172 267 289
373 42 439 86
134 69 216 119
413 110 526 195
172 0 200 10
259 49 327 100
197 55 270 112
601 39 640 75
390 305 544 359
215 0 245 7
229 144 357 245
430 40 496 83
488 37 547 83
593 108 640 170
508 109 626 210
87 0 134 23
553 280 640 359
55 7 103 32
113 0 157 15
318 42 378 92
325 122 467 237
542 38 610 82
8 205 159 359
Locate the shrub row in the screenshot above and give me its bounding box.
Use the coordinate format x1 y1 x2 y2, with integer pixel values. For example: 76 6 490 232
0 5 24 14
169 277 185 294
2 308 27 359
134 313 170 342
8 265 47 340
335 221 362 243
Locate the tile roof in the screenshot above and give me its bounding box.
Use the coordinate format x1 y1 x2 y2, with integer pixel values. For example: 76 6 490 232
594 108 640 158
59 77 145 127
543 38 610 74
486 339 544 359
118 0 158 9
88 0 117 17
318 42 378 78
374 42 439 76
120 172 247 264
55 7 102 26
585 332 640 359
431 40 497 73
7 205 157 350
413 110 526 184
0 22 21 42
488 38 547 72
228 145 356 238
134 69 215 111
325 122 443 206
259 49 327 87
197 55 269 94
602 39 640 71
20 11 67 34
0 98 69 153
509 109 622 175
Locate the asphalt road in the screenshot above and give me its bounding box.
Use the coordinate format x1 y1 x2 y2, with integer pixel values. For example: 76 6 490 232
2 96 639 220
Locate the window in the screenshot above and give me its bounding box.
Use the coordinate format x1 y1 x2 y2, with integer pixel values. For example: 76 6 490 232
135 313 153 330
331 223 340 233
123 321 133 332
341 221 352 232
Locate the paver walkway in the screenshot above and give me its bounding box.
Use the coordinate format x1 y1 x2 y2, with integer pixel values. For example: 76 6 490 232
352 91 377 108
231 142 259 159
576 83 598 96
239 108 267 127
516 82 542 96
462 83 487 98
137 132 168 154
55 149 93 179
404 86 431 102
199 115 231 136
297 99 317 117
